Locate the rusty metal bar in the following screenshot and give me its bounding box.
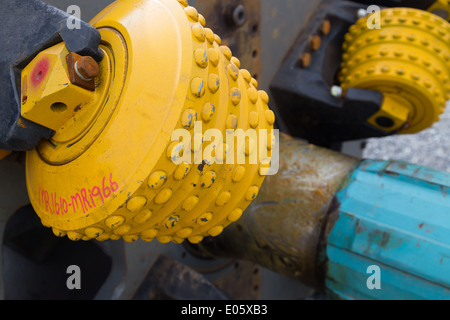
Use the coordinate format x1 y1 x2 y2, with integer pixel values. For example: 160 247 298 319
189 134 361 289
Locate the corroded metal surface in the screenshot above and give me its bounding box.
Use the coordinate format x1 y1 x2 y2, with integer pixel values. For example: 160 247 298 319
192 134 360 288
213 260 261 300
194 0 261 80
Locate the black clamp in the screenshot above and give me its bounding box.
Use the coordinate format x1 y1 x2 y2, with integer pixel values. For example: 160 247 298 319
0 0 102 151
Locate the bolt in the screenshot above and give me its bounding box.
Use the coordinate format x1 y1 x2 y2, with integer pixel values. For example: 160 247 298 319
230 4 246 27
310 35 321 51
331 85 343 97
75 56 100 81
357 8 367 19
298 52 311 68
320 19 331 35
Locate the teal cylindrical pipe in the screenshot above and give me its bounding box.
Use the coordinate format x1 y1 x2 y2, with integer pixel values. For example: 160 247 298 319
326 159 450 300
191 136 450 300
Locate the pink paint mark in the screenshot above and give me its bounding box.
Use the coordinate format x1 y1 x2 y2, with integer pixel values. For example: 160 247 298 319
31 58 50 88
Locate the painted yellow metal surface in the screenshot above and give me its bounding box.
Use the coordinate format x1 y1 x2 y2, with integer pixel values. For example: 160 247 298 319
428 0 450 21
20 44 97 132
24 0 274 244
340 8 450 134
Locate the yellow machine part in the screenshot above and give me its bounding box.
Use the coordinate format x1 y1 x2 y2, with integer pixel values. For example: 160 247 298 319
340 7 450 134
24 0 275 244
428 0 450 21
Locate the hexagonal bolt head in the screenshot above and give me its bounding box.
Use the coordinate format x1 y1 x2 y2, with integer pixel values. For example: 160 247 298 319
66 52 99 91
20 43 97 132
75 56 100 81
